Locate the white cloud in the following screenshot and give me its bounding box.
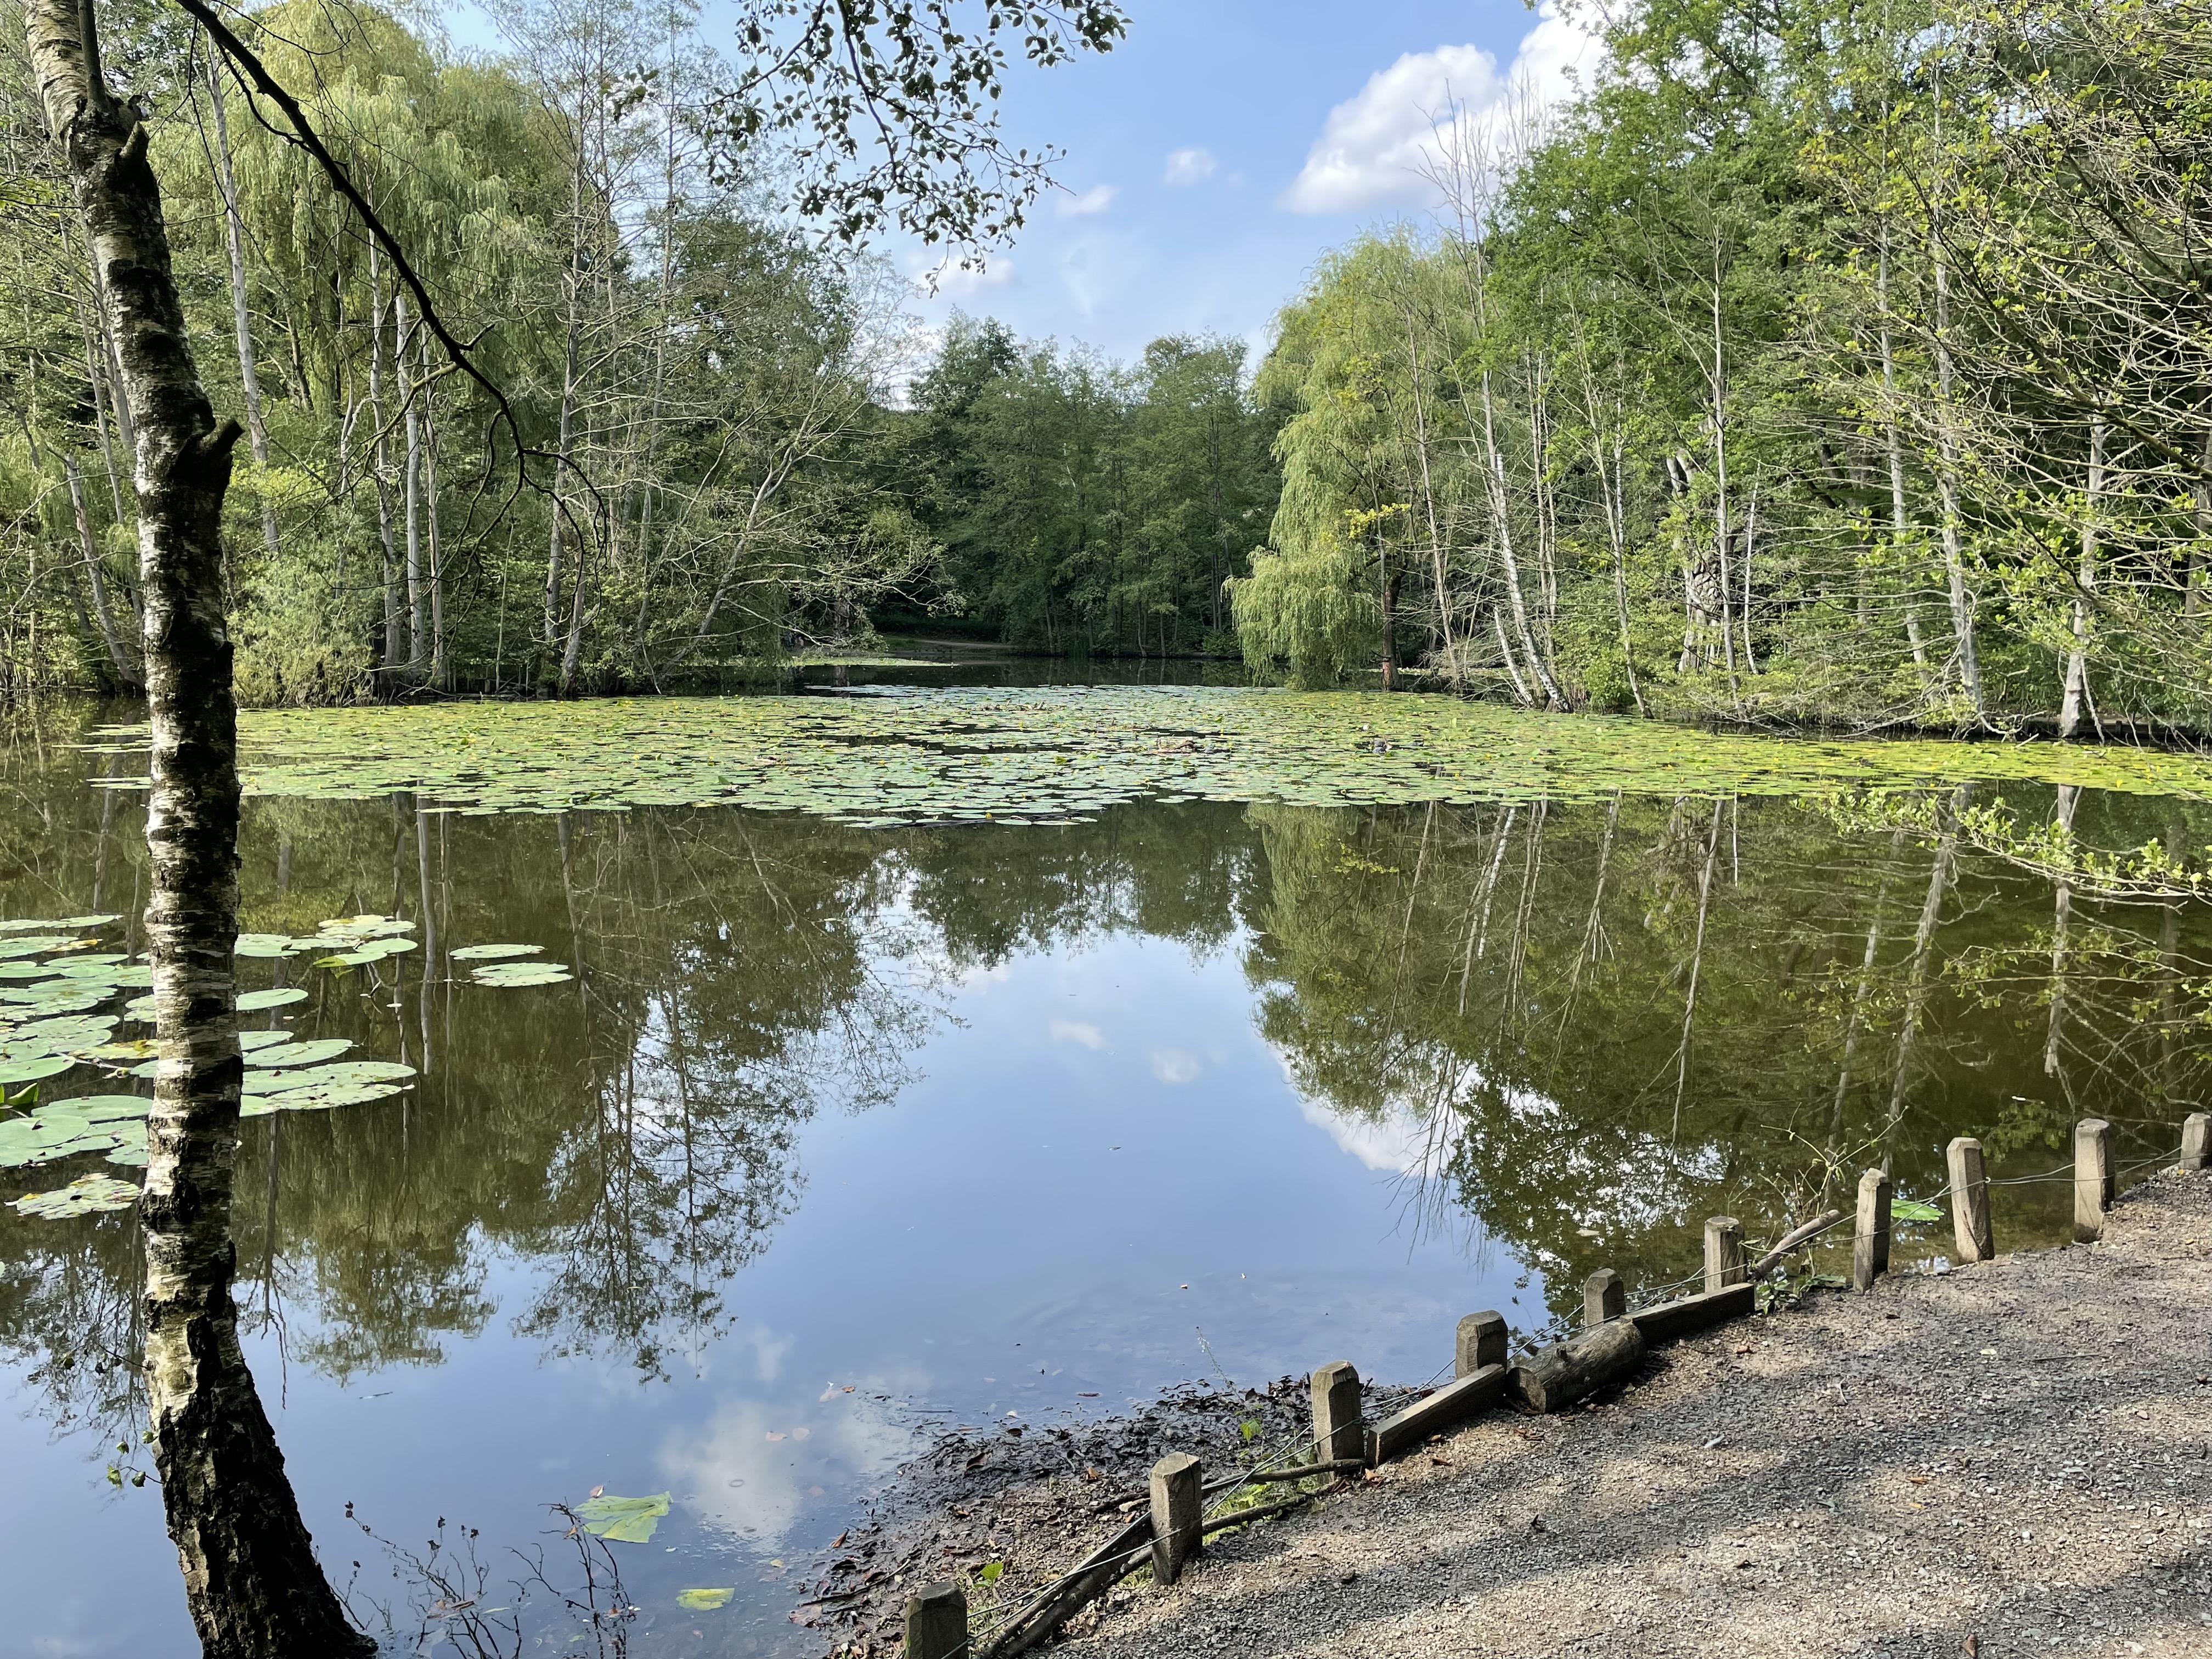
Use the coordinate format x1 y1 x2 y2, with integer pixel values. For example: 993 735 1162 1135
1163 147 1217 187
906 251 1015 297
1058 184 1119 216
1282 3 1599 214
1049 1018 1108 1050
1148 1047 1202 1085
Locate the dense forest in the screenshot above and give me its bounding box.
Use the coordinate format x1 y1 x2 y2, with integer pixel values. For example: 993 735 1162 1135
5 0 2208 736
1235 0 2212 733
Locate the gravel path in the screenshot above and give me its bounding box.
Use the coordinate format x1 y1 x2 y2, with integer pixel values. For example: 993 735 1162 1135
1047 1168 2212 1659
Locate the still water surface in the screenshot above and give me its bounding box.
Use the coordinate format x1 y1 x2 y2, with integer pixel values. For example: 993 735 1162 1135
2 688 2207 1655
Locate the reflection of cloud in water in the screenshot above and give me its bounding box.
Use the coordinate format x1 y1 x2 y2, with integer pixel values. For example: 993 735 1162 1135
1049 1019 1108 1049
659 1390 916 1544
1148 1047 1201 1084
1297 1095 1452 1173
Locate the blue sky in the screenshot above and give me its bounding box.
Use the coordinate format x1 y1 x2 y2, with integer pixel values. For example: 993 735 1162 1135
889 0 1601 366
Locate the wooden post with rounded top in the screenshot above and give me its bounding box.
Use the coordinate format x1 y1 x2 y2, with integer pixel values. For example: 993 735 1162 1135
1455 1312 1506 1378
1148 1453 1201 1585
904 1581 967 1659
1584 1268 1625 1328
1946 1137 1993 1262
2074 1119 2112 1242
1311 1361 1363 1468
1704 1217 1746 1293
1853 1170 1892 1291
2180 1113 2210 1172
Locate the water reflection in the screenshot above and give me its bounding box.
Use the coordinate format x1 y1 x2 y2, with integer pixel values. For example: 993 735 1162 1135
4 700 2212 1653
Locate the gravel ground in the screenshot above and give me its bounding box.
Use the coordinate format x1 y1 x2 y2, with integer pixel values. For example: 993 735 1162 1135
1040 1167 2212 1659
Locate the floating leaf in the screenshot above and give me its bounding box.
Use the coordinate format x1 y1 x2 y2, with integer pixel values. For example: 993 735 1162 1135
244 1039 352 1069
0 1054 72 1086
45 1096 151 1122
234 935 300 959
471 963 573 988
11 1173 138 1218
263 1080 405 1111
237 988 308 1012
676 1588 733 1611
573 1492 669 1544
449 944 543 962
1891 1198 1943 1224
238 1030 293 1052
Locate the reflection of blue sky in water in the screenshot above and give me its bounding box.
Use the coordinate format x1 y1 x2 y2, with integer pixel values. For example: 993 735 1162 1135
0 926 1522 1657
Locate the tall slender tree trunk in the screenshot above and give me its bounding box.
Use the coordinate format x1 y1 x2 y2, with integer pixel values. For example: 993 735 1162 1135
397 285 423 672
2059 419 2103 738
201 40 277 561
544 151 586 687
367 239 403 674
1876 230 1929 669
420 326 445 688
1928 205 1984 719
65 448 138 688
22 4 371 1653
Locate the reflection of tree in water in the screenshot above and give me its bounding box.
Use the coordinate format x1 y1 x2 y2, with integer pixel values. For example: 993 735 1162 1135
8 709 2212 1414
1242 793 2212 1330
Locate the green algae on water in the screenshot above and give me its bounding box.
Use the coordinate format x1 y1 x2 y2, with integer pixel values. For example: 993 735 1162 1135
130 689 2212 826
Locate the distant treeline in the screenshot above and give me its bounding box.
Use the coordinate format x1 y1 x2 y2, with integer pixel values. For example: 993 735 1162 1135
0 0 1273 703
7 0 2208 732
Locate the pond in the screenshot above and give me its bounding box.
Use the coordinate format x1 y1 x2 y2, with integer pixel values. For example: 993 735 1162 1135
3 684 2210 1655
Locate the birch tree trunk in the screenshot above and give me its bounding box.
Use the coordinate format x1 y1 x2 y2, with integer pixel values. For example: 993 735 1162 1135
397 285 423 672
1876 231 1929 669
368 239 404 673
202 41 278 561
23 2 371 1652
2058 418 2103 738
64 447 138 689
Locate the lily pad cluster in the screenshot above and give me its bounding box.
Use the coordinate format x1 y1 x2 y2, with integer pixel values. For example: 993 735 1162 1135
0 911 425 1210
77 689 2212 827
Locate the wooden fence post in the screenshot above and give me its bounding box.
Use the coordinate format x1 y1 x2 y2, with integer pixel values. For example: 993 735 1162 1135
1946 1136 1993 1263
1148 1453 1201 1585
905 1581 967 1659
1853 1170 1892 1291
2074 1119 2112 1242
2181 1113 2211 1172
1455 1311 1506 1379
1704 1217 1746 1293
1311 1361 1363 1468
1584 1268 1624 1328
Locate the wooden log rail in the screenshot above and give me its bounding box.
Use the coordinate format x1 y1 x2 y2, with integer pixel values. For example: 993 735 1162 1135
911 1113 2210 1658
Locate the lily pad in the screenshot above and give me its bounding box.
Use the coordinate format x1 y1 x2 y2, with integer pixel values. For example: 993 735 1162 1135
0 1054 74 1086
238 1029 294 1051
676 1588 733 1611
11 1173 138 1218
1891 1198 1944 1224
471 963 574 988
237 988 308 1012
243 1039 352 1069
235 934 301 958
45 1096 152 1122
574 1492 670 1544
263 1080 407 1111
449 944 544 962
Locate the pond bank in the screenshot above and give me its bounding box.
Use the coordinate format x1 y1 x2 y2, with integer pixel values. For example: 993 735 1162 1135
1051 1168 2212 1659
835 1169 2212 1659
